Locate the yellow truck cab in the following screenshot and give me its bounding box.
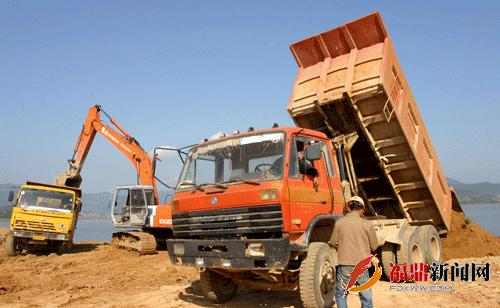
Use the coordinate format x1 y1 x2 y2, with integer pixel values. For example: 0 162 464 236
5 181 82 256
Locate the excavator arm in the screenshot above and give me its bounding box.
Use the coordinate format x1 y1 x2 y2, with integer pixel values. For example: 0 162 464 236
55 105 158 203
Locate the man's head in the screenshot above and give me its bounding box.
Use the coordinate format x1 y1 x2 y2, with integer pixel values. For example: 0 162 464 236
347 196 365 215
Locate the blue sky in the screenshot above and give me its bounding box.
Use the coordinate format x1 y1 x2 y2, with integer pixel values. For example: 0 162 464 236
0 1 498 192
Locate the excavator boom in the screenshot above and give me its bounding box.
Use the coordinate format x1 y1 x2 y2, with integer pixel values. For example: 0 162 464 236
55 105 158 203
51 105 171 254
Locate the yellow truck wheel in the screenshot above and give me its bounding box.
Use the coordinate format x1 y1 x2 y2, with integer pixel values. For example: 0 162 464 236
57 241 73 255
5 233 23 256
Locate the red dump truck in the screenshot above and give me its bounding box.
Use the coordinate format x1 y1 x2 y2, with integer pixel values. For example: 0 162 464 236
167 13 460 307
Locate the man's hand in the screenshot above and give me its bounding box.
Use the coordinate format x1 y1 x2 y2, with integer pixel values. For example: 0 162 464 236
371 256 380 267
313 176 320 189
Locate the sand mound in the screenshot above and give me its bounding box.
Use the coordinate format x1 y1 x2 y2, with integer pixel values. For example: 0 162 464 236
442 209 500 260
0 228 7 243
0 228 498 307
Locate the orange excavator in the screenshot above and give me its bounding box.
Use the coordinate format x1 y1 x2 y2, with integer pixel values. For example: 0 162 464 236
55 105 184 253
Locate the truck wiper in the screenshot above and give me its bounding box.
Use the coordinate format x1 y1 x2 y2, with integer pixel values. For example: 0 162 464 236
222 178 261 185
192 183 227 192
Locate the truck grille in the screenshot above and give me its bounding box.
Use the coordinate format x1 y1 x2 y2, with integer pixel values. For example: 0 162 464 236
172 204 283 239
14 220 56 232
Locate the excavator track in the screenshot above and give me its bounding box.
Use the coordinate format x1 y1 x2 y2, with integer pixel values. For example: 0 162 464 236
111 231 157 255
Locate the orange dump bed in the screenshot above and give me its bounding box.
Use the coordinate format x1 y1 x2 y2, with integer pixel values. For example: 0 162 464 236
288 13 453 231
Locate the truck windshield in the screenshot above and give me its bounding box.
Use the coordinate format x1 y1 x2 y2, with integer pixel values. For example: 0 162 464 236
18 189 74 212
177 132 285 189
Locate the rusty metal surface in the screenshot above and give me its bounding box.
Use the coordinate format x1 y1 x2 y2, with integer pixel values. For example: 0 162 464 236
287 12 452 231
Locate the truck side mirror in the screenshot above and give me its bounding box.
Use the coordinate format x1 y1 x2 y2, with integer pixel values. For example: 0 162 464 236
306 143 321 161
8 191 15 203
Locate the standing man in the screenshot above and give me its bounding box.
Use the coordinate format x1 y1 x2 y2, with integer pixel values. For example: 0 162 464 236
332 196 379 308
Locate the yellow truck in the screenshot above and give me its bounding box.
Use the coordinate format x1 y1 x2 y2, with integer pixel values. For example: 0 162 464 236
5 181 81 255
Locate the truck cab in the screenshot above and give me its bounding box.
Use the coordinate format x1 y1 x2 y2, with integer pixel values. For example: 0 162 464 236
167 127 346 300
170 127 343 245
6 181 81 256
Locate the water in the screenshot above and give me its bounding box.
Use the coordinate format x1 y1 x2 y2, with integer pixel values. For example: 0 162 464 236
1 203 499 241
461 203 500 236
0 218 117 242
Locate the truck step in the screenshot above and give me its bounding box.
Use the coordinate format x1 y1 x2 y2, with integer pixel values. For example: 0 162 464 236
402 199 434 209
385 160 418 172
362 113 385 126
368 196 396 203
394 181 427 192
357 176 381 183
374 136 406 150
380 153 415 163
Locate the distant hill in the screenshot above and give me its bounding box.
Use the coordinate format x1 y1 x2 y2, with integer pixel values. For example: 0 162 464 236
447 178 500 204
0 184 19 218
1 178 499 219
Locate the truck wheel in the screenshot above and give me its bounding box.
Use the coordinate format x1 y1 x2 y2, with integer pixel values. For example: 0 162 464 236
200 269 237 304
299 242 336 308
397 228 424 265
57 241 73 255
416 225 442 264
5 233 23 256
381 243 396 280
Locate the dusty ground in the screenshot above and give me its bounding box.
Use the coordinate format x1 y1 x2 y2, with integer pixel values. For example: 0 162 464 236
0 210 499 307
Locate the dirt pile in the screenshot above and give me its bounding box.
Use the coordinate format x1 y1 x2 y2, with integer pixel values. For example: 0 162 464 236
0 226 499 307
0 240 498 307
0 229 7 243
442 209 500 260
0 239 200 307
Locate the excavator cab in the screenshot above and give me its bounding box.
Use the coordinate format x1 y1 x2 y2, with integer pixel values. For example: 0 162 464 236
111 185 154 227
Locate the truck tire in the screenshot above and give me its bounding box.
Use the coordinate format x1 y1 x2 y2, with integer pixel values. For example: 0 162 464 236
299 242 336 308
381 243 396 280
416 225 442 264
397 228 424 265
200 269 237 304
57 241 73 255
5 233 23 256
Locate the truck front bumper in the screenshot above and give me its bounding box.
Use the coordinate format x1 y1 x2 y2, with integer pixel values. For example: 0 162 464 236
11 229 70 241
167 237 291 270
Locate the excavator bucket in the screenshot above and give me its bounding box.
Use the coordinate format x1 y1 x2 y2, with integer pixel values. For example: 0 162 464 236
55 172 82 188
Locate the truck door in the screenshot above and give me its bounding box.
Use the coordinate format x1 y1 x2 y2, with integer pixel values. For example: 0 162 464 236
112 187 148 226
287 136 333 233
129 188 148 225
112 188 130 224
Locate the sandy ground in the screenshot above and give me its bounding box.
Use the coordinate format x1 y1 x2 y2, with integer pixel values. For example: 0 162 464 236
0 237 498 307
1 208 499 308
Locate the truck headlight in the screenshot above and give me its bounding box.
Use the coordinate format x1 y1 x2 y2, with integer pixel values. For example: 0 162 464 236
260 190 277 201
195 258 204 266
56 234 68 241
245 243 265 257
